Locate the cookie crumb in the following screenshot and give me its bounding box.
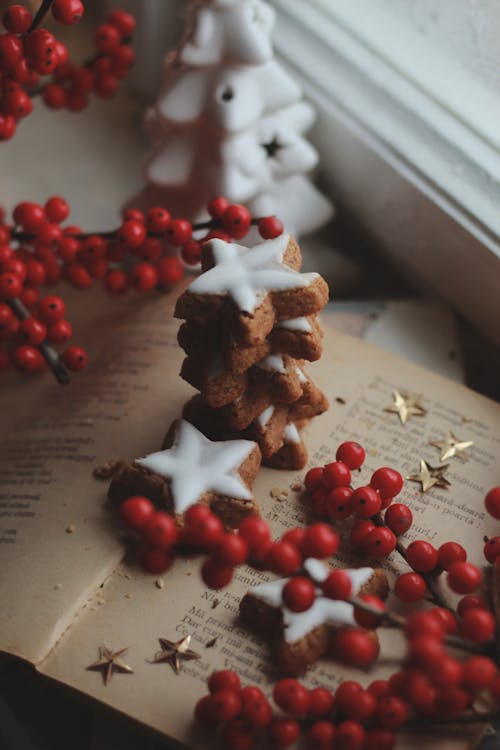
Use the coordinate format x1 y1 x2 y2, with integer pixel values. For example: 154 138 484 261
54 583 63 590
290 482 302 492
65 524 76 534
205 637 218 648
270 487 281 498
93 461 122 479
335 397 346 405
155 578 164 589
125 593 133 599
97 599 105 606
211 598 220 609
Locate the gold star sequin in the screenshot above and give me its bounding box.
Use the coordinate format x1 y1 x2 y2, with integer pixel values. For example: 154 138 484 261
149 635 200 674
407 460 450 493
384 391 427 425
429 431 474 462
86 646 133 685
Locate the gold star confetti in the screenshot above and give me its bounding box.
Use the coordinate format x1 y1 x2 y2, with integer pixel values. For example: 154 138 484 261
384 391 427 425
148 635 200 674
429 431 474 462
86 646 133 685
407 460 450 493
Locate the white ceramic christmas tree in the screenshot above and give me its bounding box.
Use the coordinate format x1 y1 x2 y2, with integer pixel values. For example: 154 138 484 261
140 0 333 237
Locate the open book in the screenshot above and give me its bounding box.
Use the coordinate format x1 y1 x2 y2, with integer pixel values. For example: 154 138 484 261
1 288 499 750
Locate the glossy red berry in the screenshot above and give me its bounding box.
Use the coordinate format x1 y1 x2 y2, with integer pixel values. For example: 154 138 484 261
38 295 65 322
394 572 427 603
13 345 45 373
19 317 46 346
107 9 136 37
238 516 270 554
14 202 45 231
484 536 500 564
461 656 497 692
301 523 339 559
273 679 310 716
447 561 482 594
438 541 467 570
134 237 162 262
166 218 192 246
3 257 26 280
363 527 396 558
130 262 158 292
281 527 306 549
460 608 495 644
311 486 327 516
341 689 376 722
325 486 353 520
370 467 403 499
210 689 242 722
156 256 184 287
457 594 488 617
307 721 336 749
322 460 351 489
95 73 119 99
201 559 234 589
3 5 32 34
143 511 178 549
308 687 334 717
282 577 315 612
322 569 352 600
432 607 457 635
350 519 376 550
105 269 128 295
305 466 324 492
351 486 381 518
258 216 283 239
44 196 70 224
95 23 121 53
222 204 251 239
120 496 155 530
363 729 396 750
240 693 272 728
382 505 412 538
52 0 84 25
405 540 438 573
367 680 390 700
485 487 500 520
46 319 72 345
336 720 365 750
0 114 15 140
0 271 22 298
404 610 444 640
65 263 92 289
208 670 241 693
183 506 223 547
118 219 146 248
62 345 87 371
146 207 171 233
211 534 249 566
336 441 365 470
138 545 173 574
207 196 229 219
0 32 23 67
408 635 445 667
335 628 378 666
265 541 301 576
222 718 255 750
268 718 300 748
353 594 385 628
181 240 202 266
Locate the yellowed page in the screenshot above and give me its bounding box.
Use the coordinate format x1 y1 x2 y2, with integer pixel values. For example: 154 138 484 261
40 323 499 749
0 287 192 664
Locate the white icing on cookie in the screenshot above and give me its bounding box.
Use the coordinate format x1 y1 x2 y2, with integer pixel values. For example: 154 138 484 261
255 406 274 429
277 317 312 333
189 236 319 314
137 420 255 513
295 366 307 384
256 354 286 373
249 561 373 643
284 422 300 445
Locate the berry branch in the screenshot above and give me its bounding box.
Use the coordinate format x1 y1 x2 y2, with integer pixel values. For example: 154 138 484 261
26 0 54 35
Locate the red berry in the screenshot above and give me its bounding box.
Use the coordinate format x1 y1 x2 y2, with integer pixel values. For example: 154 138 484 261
281 528 306 549
322 460 351 489
447 561 482 594
350 519 375 550
238 516 270 554
258 216 284 239
336 720 365 750
335 628 379 666
107 9 136 37
322 570 352 600
211 534 248 566
353 594 385 628
210 688 242 722
301 523 339 559
484 536 500 563
143 511 178 549
363 729 396 750
312 486 327 516
485 487 500 520
19 286 38 308
3 5 32 34
0 271 21 298
240 692 272 728
438 541 467 570
14 202 45 231
367 680 390 700
308 687 334 717
363 527 396 558
181 239 202 266
460 608 495 644
268 718 300 748
122 208 144 223
370 467 403 499
433 688 468 720
0 32 23 67
265 541 301 576
427 655 463 689
282 577 315 612
118 219 146 248
222 204 251 239
394 572 427 603
408 635 444 667
457 594 488 617
52 0 84 25
24 259 46 287
222 718 255 750
207 196 229 219
307 721 336 750
146 207 171 233
120 496 155 530
44 196 70 224
62 345 87 371
130 262 158 292
156 256 184 287
351 486 381 518
65 262 92 288
95 73 119 99
0 114 15 140
183 506 223 547
462 656 497 692
273 679 310 716
340 689 376 722
201 558 234 589
38 295 65 322
3 257 26 280
384 503 412 536
166 218 192 246
134 237 162 262
46 319 72 345
0 302 14 330
305 466 324 492
19 317 46 346
404 611 444 640
13 345 45 373
138 545 173 574
194 695 218 727
66 89 89 112
105 269 128 295
432 607 457 635
81 235 107 261
336 441 365 470
325 486 353 520
36 223 63 246
95 23 121 53
405 540 438 573
208 670 241 693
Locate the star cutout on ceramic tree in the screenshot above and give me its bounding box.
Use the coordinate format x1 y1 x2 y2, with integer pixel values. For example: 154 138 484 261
429 431 474 462
189 234 318 314
86 646 133 686
407 460 450 493
148 635 201 674
384 390 427 425
137 420 254 514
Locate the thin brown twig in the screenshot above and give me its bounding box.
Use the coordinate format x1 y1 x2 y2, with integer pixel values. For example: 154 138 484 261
26 0 54 34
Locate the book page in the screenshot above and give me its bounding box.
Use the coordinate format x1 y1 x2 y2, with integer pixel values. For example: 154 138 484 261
0 286 193 664
40 322 500 750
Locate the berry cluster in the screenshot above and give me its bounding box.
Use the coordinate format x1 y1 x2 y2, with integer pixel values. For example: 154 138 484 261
0 197 284 381
195 658 500 750
0 3 135 140
483 487 500 564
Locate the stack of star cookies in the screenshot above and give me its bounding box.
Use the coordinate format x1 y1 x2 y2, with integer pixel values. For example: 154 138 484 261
173 233 329 469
